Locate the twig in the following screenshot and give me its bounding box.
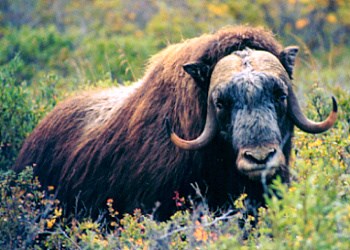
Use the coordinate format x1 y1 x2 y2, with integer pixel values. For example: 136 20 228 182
58 226 83 250
157 209 236 240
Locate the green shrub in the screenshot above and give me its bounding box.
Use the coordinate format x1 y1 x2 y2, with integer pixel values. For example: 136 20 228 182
0 56 57 170
0 167 62 249
71 34 157 83
0 25 73 83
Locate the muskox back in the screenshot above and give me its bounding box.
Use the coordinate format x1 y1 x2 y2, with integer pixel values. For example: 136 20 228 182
13 26 336 220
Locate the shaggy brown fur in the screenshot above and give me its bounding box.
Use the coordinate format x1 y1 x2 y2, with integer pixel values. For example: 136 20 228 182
14 26 293 220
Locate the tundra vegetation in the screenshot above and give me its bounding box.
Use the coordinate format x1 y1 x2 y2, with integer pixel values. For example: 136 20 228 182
0 1 350 249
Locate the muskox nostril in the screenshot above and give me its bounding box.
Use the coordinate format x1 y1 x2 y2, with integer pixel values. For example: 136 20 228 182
243 148 277 165
267 148 277 159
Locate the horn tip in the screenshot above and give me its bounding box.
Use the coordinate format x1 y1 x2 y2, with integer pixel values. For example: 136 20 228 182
331 96 338 112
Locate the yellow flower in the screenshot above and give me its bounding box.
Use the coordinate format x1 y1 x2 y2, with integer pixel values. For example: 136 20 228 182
194 226 208 242
92 236 109 248
234 193 247 209
296 18 309 29
47 218 56 229
247 215 255 222
48 185 55 191
308 138 322 148
81 221 99 230
326 14 337 24
207 3 229 16
135 238 144 246
54 208 62 218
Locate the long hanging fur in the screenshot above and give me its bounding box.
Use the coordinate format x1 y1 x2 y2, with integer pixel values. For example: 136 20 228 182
14 26 288 220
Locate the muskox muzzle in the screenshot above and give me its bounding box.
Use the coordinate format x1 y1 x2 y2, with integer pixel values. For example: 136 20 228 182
236 145 285 180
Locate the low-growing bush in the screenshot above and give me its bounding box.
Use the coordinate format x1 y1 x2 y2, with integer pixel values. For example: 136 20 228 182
0 25 73 83
0 167 62 249
71 34 157 83
0 56 57 170
0 167 251 249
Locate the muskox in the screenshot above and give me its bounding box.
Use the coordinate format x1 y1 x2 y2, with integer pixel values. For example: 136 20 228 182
13 26 337 220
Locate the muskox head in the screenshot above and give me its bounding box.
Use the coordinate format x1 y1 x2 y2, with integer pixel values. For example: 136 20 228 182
168 47 337 181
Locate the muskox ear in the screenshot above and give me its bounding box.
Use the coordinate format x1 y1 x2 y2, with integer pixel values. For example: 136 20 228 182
183 61 210 88
280 46 299 79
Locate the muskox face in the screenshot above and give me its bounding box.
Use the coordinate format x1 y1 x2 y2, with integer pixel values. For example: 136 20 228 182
168 48 337 181
209 50 289 179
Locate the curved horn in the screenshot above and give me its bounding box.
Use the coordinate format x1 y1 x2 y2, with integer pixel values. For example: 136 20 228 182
288 86 337 134
166 98 218 150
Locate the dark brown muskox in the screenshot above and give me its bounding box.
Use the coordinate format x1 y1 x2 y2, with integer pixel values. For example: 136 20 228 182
13 26 337 220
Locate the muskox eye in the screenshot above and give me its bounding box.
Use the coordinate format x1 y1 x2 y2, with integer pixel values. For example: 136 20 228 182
215 100 224 110
273 85 287 104
279 95 287 102
274 90 287 104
